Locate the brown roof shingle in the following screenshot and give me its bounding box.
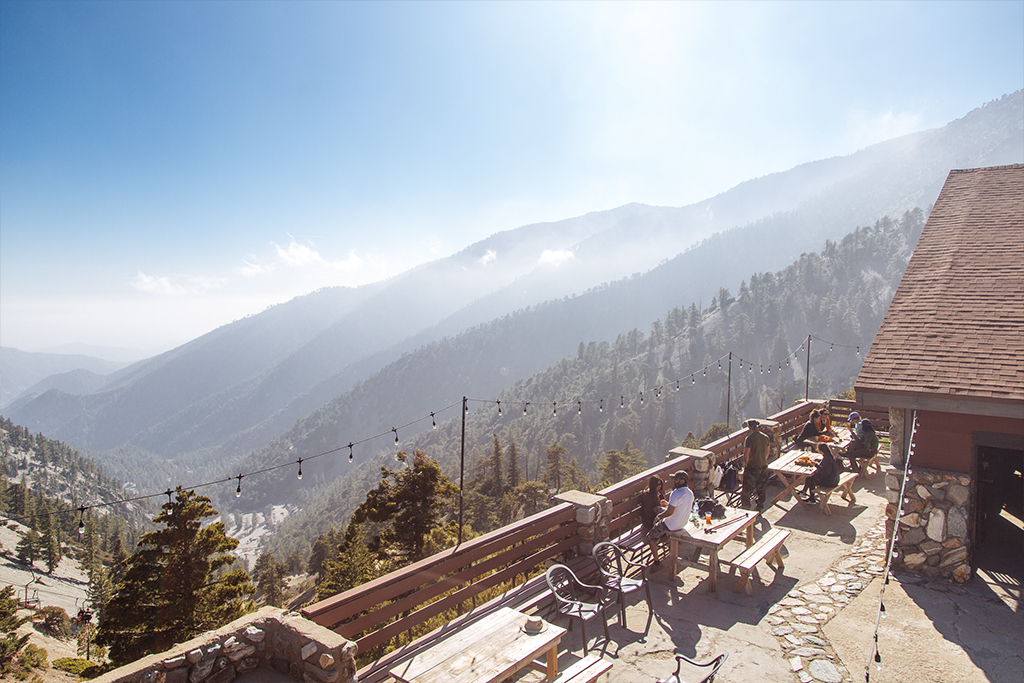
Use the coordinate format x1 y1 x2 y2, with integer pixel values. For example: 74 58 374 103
856 164 1024 406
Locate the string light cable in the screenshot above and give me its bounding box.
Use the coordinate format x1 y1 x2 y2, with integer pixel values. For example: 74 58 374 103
864 412 917 682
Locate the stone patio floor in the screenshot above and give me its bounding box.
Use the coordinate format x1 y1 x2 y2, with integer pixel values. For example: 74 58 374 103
516 466 1022 683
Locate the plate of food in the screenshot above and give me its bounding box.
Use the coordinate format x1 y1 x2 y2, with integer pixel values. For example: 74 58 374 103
795 455 816 466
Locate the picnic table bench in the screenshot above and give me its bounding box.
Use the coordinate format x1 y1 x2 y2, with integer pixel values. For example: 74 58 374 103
809 471 858 515
731 527 790 595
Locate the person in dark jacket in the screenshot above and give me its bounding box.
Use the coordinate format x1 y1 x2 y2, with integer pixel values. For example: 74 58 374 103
800 443 840 503
639 475 667 567
793 409 826 449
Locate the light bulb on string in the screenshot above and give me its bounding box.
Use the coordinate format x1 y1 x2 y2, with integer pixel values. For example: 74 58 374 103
599 399 603 412
830 343 834 352
393 428 399 445
760 365 763 374
297 459 303 481
431 412 437 429
739 360 743 370
718 360 722 370
235 474 243 499
768 364 771 373
78 507 86 535
675 380 679 391
703 368 707 377
620 396 624 408
857 346 861 355
523 402 529 416
578 401 582 415
691 374 695 384
166 489 173 515
552 402 557 416
348 443 354 462
639 392 643 404
464 402 469 415
496 402 502 417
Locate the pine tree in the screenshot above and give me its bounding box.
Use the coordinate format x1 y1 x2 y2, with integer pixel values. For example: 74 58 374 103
16 529 40 567
95 487 255 666
253 552 287 607
317 523 377 600
545 441 567 493
0 586 30 674
506 436 523 489
350 451 458 565
490 434 504 496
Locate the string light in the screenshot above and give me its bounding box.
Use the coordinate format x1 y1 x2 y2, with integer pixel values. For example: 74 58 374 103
552 402 557 416
431 412 437 429
639 392 643 404
296 459 303 481
577 401 582 415
620 396 624 408
691 374 695 384
166 489 173 515
703 368 707 377
496 402 501 417
675 380 680 391
523 402 529 415
393 428 399 445
599 399 603 412
235 475 242 498
78 507 85 535
348 443 354 462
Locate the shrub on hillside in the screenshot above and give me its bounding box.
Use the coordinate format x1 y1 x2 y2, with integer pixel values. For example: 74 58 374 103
37 606 71 639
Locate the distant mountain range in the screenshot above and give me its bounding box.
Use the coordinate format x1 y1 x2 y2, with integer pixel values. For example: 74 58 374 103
3 91 1022 501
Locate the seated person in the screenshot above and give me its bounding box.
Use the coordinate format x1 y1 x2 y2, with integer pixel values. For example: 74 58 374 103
845 418 879 470
792 409 825 449
800 443 840 504
847 411 864 439
647 470 695 540
819 404 838 436
639 475 667 568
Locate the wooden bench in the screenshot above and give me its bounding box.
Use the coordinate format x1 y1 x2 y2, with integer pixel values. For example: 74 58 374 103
855 452 882 477
812 471 858 515
546 654 613 683
731 528 790 595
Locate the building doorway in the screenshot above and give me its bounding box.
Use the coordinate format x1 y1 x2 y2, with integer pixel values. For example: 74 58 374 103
973 444 1023 607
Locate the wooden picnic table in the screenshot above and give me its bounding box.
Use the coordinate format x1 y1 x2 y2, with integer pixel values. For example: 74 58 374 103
769 448 858 514
388 607 566 683
666 507 759 592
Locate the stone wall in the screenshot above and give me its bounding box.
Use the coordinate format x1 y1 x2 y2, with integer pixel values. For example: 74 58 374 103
93 608 357 683
554 490 612 557
884 466 972 582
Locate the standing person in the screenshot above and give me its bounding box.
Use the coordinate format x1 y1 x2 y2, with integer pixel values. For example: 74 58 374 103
646 471 695 546
740 419 771 512
800 443 840 503
639 475 667 568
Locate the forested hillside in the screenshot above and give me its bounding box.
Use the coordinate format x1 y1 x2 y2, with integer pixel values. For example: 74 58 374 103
0 417 143 575
261 209 925 563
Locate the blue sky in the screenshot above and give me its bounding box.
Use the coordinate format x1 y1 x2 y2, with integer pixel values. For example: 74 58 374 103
2 1 1022 358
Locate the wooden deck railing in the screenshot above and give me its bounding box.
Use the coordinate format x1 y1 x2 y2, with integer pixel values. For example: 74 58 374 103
304 398 887 676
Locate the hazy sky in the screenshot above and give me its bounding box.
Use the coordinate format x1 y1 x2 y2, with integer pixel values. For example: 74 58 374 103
2 1 1022 359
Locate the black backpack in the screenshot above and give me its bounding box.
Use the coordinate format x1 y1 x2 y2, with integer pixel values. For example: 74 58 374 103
696 497 726 519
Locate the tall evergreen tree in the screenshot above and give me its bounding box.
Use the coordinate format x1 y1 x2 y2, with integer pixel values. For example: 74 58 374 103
16 529 40 567
490 434 504 496
96 487 255 666
545 440 567 493
506 436 523 489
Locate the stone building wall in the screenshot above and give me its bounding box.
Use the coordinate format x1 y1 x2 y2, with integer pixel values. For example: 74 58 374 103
93 607 357 683
884 465 972 582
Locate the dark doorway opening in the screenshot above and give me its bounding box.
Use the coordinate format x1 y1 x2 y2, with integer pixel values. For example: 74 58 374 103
974 445 1023 608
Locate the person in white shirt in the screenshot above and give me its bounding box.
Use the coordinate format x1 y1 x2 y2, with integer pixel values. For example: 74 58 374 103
647 470 695 537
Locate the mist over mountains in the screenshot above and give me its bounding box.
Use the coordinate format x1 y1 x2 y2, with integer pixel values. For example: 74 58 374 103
2 91 1022 507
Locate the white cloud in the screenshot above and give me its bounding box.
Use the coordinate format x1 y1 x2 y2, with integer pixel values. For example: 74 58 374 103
478 249 497 266
130 272 226 296
238 257 275 277
538 249 575 267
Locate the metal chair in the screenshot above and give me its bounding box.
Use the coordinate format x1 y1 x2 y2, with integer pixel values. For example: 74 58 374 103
656 652 729 683
544 563 610 655
592 541 653 628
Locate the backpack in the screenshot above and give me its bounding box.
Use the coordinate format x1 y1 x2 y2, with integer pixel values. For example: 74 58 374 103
717 461 740 492
696 498 726 519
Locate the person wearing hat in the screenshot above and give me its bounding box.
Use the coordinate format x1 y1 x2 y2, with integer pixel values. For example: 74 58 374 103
646 470 695 549
741 419 771 511
844 417 879 471
848 411 864 440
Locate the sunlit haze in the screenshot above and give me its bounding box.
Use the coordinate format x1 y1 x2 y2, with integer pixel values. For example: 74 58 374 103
2 0 1022 359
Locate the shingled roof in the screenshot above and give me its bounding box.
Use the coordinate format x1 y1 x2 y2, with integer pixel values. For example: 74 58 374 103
856 164 1024 416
